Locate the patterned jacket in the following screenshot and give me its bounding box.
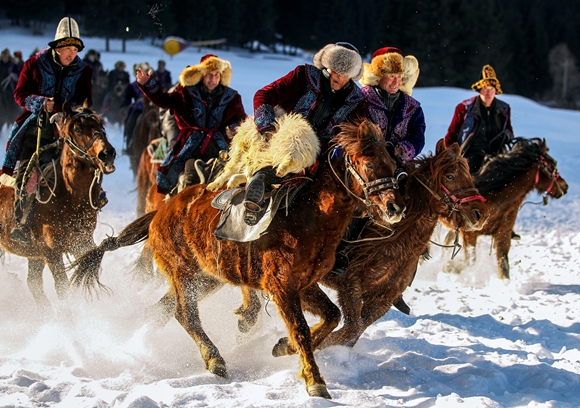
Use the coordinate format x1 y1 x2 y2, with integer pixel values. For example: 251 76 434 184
2 47 92 175
139 78 246 194
254 64 367 149
361 86 425 162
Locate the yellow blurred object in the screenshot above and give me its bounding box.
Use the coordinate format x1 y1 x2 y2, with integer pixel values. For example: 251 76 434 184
163 37 188 56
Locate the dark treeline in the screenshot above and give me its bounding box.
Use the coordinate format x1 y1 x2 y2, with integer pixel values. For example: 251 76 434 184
3 0 580 106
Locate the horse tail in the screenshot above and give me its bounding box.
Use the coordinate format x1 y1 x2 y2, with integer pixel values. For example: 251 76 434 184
70 211 157 296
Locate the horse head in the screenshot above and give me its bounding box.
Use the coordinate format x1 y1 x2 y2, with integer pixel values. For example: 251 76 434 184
531 138 568 199
427 140 489 231
333 120 406 225
59 100 116 174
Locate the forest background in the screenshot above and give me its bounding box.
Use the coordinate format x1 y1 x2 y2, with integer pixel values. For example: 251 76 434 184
2 0 580 109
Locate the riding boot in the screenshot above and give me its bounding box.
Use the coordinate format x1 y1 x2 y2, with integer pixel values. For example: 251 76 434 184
243 167 280 226
331 217 368 275
10 196 33 245
392 296 411 315
178 159 200 193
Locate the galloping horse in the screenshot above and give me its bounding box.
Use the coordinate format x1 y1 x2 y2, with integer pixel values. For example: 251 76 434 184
442 137 568 279
135 140 166 217
0 102 116 307
71 120 406 399
128 99 160 179
299 140 489 349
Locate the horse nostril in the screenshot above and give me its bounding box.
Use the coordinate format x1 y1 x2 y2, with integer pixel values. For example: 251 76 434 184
473 210 482 222
387 202 398 215
99 148 116 161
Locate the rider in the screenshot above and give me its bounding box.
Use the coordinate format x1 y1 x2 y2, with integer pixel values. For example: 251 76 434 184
444 64 513 173
136 54 247 194
102 60 130 115
245 42 367 225
444 64 519 240
1 17 92 244
336 46 427 314
153 60 172 92
121 62 150 155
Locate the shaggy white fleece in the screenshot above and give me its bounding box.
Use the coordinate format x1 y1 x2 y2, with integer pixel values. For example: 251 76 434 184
206 113 320 192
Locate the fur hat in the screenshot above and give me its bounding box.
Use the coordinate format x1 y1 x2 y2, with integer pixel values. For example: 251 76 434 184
179 54 232 87
360 47 420 96
48 17 84 51
313 42 363 81
133 62 151 76
471 64 503 94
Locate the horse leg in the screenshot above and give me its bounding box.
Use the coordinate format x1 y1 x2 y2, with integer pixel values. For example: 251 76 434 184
442 228 467 274
172 275 228 378
27 258 50 308
272 284 341 355
44 254 70 300
269 286 331 399
234 287 261 333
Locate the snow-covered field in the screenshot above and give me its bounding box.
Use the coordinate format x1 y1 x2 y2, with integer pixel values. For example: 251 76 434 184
0 23 578 407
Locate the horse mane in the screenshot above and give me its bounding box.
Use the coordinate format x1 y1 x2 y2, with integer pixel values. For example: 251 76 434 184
59 105 106 136
331 120 386 157
475 137 544 196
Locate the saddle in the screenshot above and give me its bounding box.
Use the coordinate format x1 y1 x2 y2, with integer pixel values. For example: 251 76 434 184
211 177 312 242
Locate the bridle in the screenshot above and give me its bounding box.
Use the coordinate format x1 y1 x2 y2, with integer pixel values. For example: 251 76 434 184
62 112 107 166
329 146 405 227
416 160 486 258
535 154 561 195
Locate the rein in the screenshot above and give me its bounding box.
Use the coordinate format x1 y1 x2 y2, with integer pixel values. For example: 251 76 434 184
417 159 486 258
328 147 404 230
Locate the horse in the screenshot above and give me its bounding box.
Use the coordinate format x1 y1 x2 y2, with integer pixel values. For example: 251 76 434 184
295 140 489 349
92 70 109 113
70 119 407 399
0 102 116 308
441 137 568 279
136 139 167 217
103 83 126 126
128 98 160 179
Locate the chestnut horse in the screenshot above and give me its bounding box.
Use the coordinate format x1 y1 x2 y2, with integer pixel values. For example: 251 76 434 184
136 139 166 217
0 102 116 307
128 98 160 179
71 120 406 399
442 137 568 279
298 140 489 349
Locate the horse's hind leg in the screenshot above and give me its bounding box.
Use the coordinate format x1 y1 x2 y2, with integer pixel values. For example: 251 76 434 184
273 284 341 354
27 259 50 308
234 287 261 333
45 255 70 300
171 274 227 378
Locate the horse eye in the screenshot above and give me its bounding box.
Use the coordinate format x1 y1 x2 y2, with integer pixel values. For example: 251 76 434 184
74 127 82 133
365 162 375 170
446 174 455 181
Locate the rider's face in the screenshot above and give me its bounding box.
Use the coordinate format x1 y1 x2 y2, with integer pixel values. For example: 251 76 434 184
378 73 403 94
479 86 496 107
55 46 78 66
202 71 221 92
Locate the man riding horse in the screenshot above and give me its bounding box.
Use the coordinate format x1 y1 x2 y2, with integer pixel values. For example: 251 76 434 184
1 17 93 245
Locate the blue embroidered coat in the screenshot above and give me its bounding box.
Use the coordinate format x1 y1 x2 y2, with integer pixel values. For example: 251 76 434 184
139 78 246 194
253 64 367 148
361 86 425 162
2 47 93 175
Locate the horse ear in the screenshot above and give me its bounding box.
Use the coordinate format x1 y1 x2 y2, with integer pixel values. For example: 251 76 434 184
436 139 446 154
82 98 91 110
61 100 73 118
358 120 370 140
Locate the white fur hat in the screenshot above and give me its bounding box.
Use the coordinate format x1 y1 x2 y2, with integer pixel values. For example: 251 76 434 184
360 47 420 96
179 54 232 87
49 17 84 51
313 42 363 81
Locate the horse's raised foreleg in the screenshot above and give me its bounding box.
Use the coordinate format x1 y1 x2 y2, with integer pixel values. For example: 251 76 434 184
269 285 331 399
493 211 517 279
234 286 261 333
27 258 50 308
273 284 341 354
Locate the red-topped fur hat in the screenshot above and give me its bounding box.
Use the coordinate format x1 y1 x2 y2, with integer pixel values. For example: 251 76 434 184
360 46 420 95
179 54 232 87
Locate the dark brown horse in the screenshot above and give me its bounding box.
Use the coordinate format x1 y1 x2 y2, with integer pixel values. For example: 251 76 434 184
71 120 406 399
103 83 126 126
0 102 116 307
298 140 489 349
442 137 568 279
129 99 160 179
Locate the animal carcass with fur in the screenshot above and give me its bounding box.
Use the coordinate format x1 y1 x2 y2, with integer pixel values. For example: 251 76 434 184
207 112 320 191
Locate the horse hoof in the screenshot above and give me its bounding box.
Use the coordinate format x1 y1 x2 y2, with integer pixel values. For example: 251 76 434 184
208 362 228 379
307 384 332 399
272 337 291 357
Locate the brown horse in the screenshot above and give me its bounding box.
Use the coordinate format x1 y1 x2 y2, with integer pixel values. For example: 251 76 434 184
136 140 166 217
103 83 126 126
129 99 160 179
296 140 489 349
71 120 406 399
442 137 568 279
0 102 116 307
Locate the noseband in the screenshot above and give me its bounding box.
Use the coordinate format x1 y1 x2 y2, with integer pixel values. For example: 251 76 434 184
535 154 561 195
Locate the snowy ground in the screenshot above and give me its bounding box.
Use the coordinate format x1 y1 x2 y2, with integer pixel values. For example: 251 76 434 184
0 23 578 408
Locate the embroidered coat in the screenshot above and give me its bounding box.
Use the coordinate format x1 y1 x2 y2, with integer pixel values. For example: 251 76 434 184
361 86 425 162
254 64 367 149
444 96 513 151
2 47 92 175
139 77 246 194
